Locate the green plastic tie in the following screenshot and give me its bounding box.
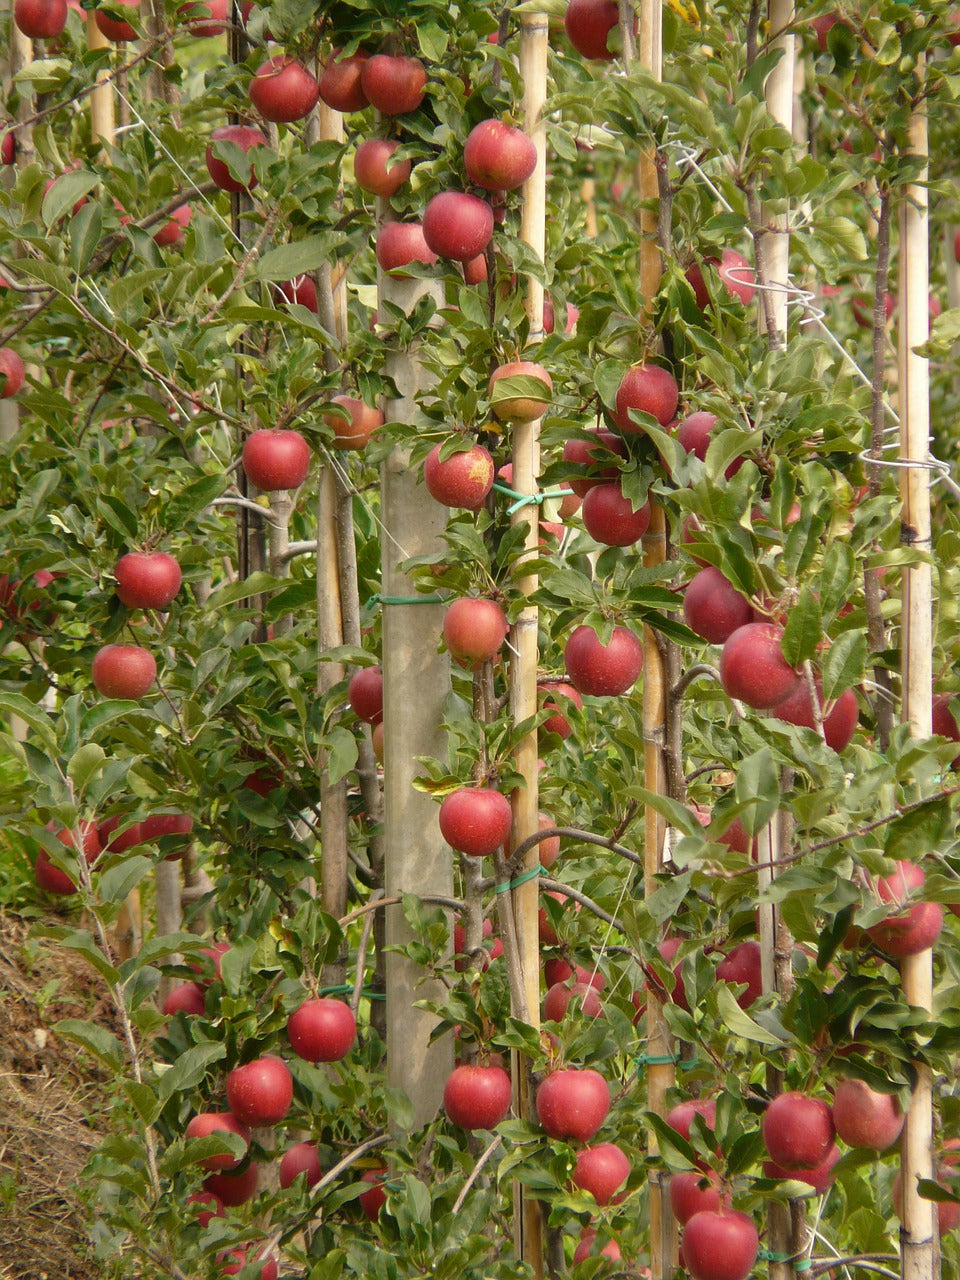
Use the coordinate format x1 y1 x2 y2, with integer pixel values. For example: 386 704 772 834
758 1250 793 1264
793 1258 814 1272
491 481 576 516
635 1052 699 1068
368 593 447 607
495 864 542 894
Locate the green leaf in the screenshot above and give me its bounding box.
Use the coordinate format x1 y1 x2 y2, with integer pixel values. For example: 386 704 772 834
204 571 286 610
160 1132 248 1176
67 743 106 792
781 588 822 667
255 235 344 284
326 725 358 786
821 630 867 701
416 20 448 62
98 855 153 904
714 984 788 1047
70 201 103 275
734 749 780 834
44 927 120 984
156 1041 227 1103
13 57 72 93
54 1018 125 1070
42 171 100 229
0 694 57 750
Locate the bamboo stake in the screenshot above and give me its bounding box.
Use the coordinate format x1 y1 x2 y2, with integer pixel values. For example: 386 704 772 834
510 12 548 1275
87 13 116 152
897 61 935 1280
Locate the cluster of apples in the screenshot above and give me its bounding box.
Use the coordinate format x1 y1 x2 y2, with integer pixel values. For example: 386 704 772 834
87 550 182 702
34 810 193 894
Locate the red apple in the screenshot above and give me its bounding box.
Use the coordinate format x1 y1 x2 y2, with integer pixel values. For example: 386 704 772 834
676 410 745 478
573 1230 621 1264
371 720 384 763
439 786 513 857
715 941 762 1008
536 1068 610 1142
242 428 310 491
358 1168 387 1219
719 622 801 710
542 294 578 335
564 623 643 697
666 1098 717 1147
864 860 943 957
318 50 369 113
14 0 67 37
564 0 620 60
543 981 603 1021
186 1190 224 1226
464 119 537 191
423 191 494 263
613 363 679 433
489 360 552 423
669 1170 726 1225
443 597 508 669
763 1143 840 1194
185 1111 250 1172
177 0 226 35
683 567 753 645
538 680 583 738
463 254 487 284
153 205 191 247
162 981 206 1016
572 1143 630 1205
537 811 560 869
91 644 156 699
360 55 426 115
682 1209 759 1280
1 133 15 165
97 814 143 853
205 124 269 193
376 221 438 273
276 275 318 312
852 290 895 329
249 56 320 123
581 481 651 547
347 666 383 725
0 348 25 399
279 1141 322 1189
322 395 384 451
287 997 356 1062
354 138 411 197
226 1056 293 1127
933 692 960 767
773 680 859 751
38 822 102 895
561 429 627 496
423 441 494 509
453 915 502 971
203 1162 259 1206
543 958 604 989
443 1063 512 1130
686 249 756 310
140 813 194 860
762 1092 834 1170
114 551 181 610
832 1078 903 1151
219 1246 277 1280
94 0 137 39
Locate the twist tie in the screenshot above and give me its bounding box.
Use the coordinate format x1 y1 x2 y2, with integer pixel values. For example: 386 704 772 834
758 1251 793 1264
368 593 447 607
793 1259 814 1273
491 481 576 516
635 1052 699 1068
317 984 386 1001
495 864 542 894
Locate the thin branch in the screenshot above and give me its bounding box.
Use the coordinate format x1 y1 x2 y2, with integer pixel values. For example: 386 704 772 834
451 1134 503 1214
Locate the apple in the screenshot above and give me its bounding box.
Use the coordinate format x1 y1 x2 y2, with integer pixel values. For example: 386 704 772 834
423 441 494 509
543 981 603 1021
203 1162 259 1206
537 811 561 869
463 255 487 284
564 623 643 697
666 1098 716 1149
763 1143 840 1194
893 1145 960 1235
864 860 943 957
543 958 603 990
564 0 619 59
114 551 182 610
852 290 895 330
97 814 143 853
676 410 745 479
561 430 626 497
443 597 508 669
932 693 960 767
94 0 137 40
772 680 859 752
319 50 369 112
287 997 356 1063
14 0 66 37
162 981 206 1016
443 1063 512 1130
37 822 102 893
542 295 578 335
831 1078 903 1151
464 119 537 191
219 1247 278 1280
277 275 318 312
762 1091 834 1170
92 644 156 699
371 720 384 763
279 1140 322 1189
376 221 438 273
140 813 193 860
226 1056 293 1127
1 133 15 165
489 360 552 423
185 1111 250 1172
439 786 513 857
669 1170 726 1225
242 429 310 491
686 249 756 310
321 395 384 452
719 622 801 710
347 666 383 725
572 1143 629 1205
358 1168 387 1219
581 481 651 546
613 363 679 433
538 680 583 738
249 56 320 123
573 1230 621 1264
354 138 411 198
683 567 753 645
682 1209 759 1280
423 191 494 263
0 348 25 399
453 915 502 971
651 936 689 1011
360 55 427 114
185 1190 224 1226
715 941 762 1008
536 1068 610 1142
538 889 574 946
153 205 192 248
177 0 226 34
205 124 269 193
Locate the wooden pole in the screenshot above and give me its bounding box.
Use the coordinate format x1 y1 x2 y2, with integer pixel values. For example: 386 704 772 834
87 13 116 152
897 60 935 1280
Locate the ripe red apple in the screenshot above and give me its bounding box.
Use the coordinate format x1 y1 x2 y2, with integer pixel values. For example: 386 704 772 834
97 814 143 853
539 680 583 738
92 644 156 699
676 410 745 479
242 428 310 491
358 1168 387 1219
683 567 753 646
423 191 494 263
536 1068 610 1142
277 275 318 312
226 1056 293 1127
763 1143 840 1194
347 666 383 725
423 440 494 509
715 941 762 1008
318 50 368 112
572 1143 630 1205
561 429 626 496
219 1246 277 1280
865 860 943 957
38 821 102 893
287 997 356 1063
376 220 438 273
0 348 25 399
762 1092 834 1170
573 1230 621 1264
249 56 320 123
114 551 182 609
537 811 560 869
140 813 194 861
773 680 859 752
669 1170 726 1225
360 54 427 115
94 0 137 39
1 132 15 165
153 205 191 248
186 1190 224 1226
162 981 206 1016
489 360 552 423
463 254 487 284
832 1078 903 1151
453 915 502 971
322 395 384 451
177 0 226 33
443 1063 512 1130
439 786 513 857
581 481 651 546
666 1098 717 1147
185 1110 250 1172
543 958 604 990
543 980 603 1021
14 0 67 37
279 1141 322 1189
893 1146 960 1235
371 720 384 763
852 290 895 329
443 597 508 669
719 622 801 710
205 124 269 193
613 363 679 433
564 623 643 697
542 294 578 335
464 119 537 191
354 138 411 198
933 692 960 767
682 1209 759 1280
564 0 619 59
686 249 756 310
203 1162 259 1206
